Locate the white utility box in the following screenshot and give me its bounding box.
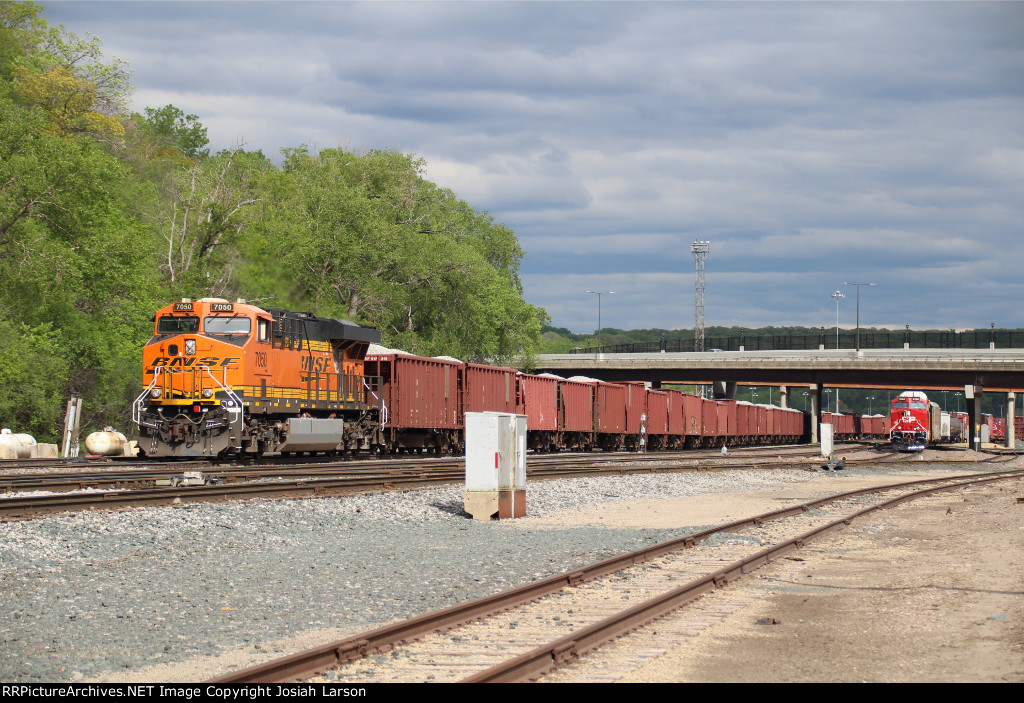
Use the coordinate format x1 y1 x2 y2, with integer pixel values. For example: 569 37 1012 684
464 412 527 521
820 422 834 457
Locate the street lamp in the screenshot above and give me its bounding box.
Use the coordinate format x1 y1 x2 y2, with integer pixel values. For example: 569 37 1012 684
586 290 613 352
954 391 962 412
867 396 875 414
802 391 809 411
842 282 875 351
830 290 844 349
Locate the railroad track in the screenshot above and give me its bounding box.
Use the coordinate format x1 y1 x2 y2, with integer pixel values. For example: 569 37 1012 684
1 445 999 519
0 445 840 493
207 466 1024 684
0 447 897 519
0 443 828 476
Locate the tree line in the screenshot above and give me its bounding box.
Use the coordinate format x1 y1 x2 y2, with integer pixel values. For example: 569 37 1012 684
0 2 546 441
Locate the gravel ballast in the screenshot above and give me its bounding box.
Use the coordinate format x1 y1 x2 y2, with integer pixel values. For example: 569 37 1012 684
0 459 998 682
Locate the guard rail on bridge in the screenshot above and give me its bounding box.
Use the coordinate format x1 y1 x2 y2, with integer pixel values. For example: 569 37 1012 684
572 329 1024 355
536 348 1024 392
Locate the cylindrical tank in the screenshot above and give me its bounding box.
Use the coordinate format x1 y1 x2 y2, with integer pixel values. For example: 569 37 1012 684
84 427 128 456
0 428 37 458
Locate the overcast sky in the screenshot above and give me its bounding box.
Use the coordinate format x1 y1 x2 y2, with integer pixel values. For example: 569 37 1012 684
42 1 1024 334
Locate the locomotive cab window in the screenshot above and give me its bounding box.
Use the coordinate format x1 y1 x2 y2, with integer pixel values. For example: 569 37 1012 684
205 316 252 336
157 316 199 334
257 318 270 343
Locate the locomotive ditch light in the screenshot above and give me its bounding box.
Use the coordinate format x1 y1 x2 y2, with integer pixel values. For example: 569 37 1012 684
202 389 214 398
150 389 162 398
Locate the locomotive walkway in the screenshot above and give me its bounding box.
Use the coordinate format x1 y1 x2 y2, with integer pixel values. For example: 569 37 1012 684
535 348 1024 447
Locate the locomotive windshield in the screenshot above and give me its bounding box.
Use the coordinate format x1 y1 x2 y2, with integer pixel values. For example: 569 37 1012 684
205 316 251 335
157 316 199 334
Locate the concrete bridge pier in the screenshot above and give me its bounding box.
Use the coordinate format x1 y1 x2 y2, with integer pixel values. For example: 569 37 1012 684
778 385 789 409
712 381 737 399
1007 392 1016 449
965 385 983 451
809 383 821 444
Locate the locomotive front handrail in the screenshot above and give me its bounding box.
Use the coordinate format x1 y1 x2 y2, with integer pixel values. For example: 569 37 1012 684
133 366 164 424
202 366 245 426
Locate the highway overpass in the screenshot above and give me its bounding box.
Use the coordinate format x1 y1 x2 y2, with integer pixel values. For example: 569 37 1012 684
535 348 1024 447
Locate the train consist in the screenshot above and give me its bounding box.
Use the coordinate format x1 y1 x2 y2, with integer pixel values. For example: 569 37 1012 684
135 300 892 458
888 390 967 451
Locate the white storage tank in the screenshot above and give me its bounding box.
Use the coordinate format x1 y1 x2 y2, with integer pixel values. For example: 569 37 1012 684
0 428 37 459
84 427 129 456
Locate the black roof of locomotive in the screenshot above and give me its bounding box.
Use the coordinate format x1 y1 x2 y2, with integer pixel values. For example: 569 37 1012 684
263 308 381 345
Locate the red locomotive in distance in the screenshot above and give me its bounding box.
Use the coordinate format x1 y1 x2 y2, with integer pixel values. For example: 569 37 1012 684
889 390 964 451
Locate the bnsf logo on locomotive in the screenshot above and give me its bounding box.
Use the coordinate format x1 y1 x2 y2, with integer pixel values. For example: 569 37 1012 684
147 356 240 369
301 355 334 373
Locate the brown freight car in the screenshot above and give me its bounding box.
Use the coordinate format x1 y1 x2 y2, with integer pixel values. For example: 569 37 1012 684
517 373 559 450
363 352 462 453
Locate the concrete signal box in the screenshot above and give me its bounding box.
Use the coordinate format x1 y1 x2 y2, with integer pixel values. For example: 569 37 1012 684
464 412 527 520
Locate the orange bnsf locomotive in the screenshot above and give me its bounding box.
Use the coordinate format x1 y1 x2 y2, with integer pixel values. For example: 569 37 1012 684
134 299 383 457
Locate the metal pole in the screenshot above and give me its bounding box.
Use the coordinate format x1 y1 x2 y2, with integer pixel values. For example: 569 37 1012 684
831 291 844 349
843 282 875 351
586 290 613 352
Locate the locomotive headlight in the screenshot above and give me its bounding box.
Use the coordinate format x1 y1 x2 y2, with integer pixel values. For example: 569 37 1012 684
185 339 196 355
202 388 214 399
150 389 162 399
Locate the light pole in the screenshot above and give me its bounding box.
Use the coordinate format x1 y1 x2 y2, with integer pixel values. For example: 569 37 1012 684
842 282 875 351
954 392 962 412
802 391 809 411
586 290 613 352
831 290 844 349
868 396 875 415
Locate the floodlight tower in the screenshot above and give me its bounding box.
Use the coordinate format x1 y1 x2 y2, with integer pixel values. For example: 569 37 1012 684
691 240 710 352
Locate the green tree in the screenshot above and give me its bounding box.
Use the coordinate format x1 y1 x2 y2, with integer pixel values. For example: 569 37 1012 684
138 103 209 160
267 146 544 363
154 145 270 296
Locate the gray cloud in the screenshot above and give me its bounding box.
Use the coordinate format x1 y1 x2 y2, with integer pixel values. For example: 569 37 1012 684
42 1 1024 332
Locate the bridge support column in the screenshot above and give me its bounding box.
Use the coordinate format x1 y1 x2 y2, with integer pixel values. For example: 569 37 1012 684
809 384 821 444
712 381 736 399
778 385 789 409
965 385 983 451
1006 392 1016 449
